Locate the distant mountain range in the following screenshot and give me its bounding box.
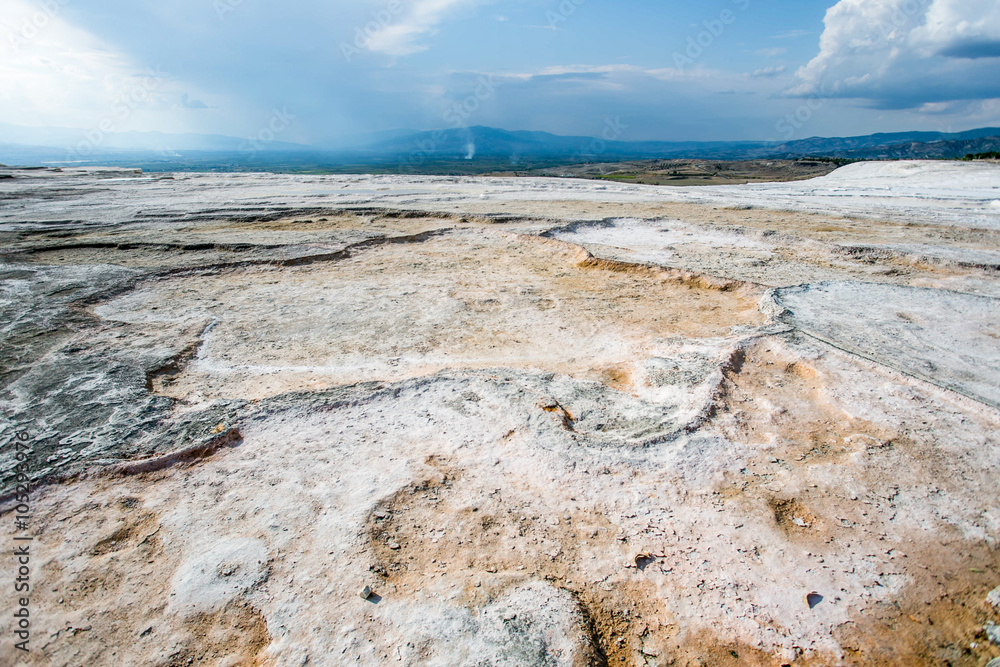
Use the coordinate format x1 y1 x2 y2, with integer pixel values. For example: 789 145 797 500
822 135 1000 160
1 123 998 172
768 128 1000 160
350 125 1000 161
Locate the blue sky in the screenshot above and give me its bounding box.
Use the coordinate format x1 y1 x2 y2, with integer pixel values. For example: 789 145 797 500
2 0 999 144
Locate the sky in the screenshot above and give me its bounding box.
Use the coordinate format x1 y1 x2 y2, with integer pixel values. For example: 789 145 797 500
1 0 1000 145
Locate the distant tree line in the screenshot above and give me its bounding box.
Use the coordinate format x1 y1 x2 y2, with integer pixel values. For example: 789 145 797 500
799 156 860 166
961 151 1000 161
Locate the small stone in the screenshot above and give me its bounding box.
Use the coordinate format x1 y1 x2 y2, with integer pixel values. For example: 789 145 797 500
360 586 372 600
389 542 400 550
986 658 1000 667
985 621 1000 646
806 592 823 609
634 552 655 569
374 511 387 520
987 586 1000 609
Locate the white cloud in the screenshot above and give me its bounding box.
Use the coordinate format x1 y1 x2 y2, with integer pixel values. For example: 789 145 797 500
772 29 811 39
912 0 1000 57
0 0 210 135
789 0 1000 107
365 0 478 56
0 0 133 125
751 66 787 78
502 64 732 84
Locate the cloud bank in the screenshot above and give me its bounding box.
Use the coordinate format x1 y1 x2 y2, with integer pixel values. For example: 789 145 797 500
364 0 479 56
789 0 1000 108
0 0 210 134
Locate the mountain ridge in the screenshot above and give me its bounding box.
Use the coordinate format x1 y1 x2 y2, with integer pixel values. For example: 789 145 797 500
1 123 998 170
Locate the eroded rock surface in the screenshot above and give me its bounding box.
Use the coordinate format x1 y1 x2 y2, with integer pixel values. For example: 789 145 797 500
1 163 999 666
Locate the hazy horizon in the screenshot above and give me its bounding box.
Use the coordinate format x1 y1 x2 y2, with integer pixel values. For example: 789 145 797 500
2 0 1000 151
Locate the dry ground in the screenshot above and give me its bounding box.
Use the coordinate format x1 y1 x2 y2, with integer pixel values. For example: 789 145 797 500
1 165 999 666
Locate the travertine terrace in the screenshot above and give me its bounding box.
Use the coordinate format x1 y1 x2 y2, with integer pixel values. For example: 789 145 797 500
1 161 999 666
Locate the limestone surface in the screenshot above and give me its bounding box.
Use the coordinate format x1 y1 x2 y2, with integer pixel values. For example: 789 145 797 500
1 162 999 666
